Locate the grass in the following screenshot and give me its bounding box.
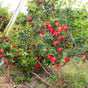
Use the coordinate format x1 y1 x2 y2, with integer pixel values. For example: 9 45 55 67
62 58 88 88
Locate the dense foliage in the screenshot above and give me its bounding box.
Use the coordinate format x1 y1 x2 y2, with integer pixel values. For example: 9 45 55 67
0 4 10 32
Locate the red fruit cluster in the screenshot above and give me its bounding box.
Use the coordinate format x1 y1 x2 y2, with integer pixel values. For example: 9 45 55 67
42 22 68 38
42 22 52 29
57 25 68 32
33 64 41 70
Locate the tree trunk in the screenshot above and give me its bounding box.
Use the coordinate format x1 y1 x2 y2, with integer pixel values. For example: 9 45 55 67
58 61 63 88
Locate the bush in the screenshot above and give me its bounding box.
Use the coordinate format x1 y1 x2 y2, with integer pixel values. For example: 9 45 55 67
0 4 10 32
1 0 88 87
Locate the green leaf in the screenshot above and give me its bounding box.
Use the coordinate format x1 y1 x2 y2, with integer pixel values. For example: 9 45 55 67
49 75 54 78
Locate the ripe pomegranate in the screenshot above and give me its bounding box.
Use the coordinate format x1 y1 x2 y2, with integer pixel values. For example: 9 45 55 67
54 63 59 67
82 54 87 60
51 57 57 62
5 39 8 42
7 62 11 65
28 17 32 21
46 22 49 25
49 28 54 33
11 56 13 58
37 57 41 61
52 8 55 11
65 58 70 62
5 65 8 68
42 23 46 27
62 25 68 30
2 19 5 21
47 24 52 29
14 65 17 68
57 27 63 32
53 41 59 46
4 16 7 18
46 54 53 59
52 31 58 37
58 47 62 53
40 30 44 35
66 43 70 46
30 24 34 27
55 22 60 26
0 49 4 53
58 36 63 41
16 53 19 56
33 66 36 70
39 1 42 4
13 45 16 48
5 59 8 63
0 54 3 58
36 64 40 68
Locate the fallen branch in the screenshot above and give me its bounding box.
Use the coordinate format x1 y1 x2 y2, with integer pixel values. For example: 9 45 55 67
31 72 51 86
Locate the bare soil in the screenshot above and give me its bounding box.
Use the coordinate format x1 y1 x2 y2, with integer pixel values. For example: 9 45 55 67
0 70 49 88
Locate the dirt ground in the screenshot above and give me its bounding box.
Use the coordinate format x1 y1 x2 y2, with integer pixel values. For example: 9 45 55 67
0 70 49 88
